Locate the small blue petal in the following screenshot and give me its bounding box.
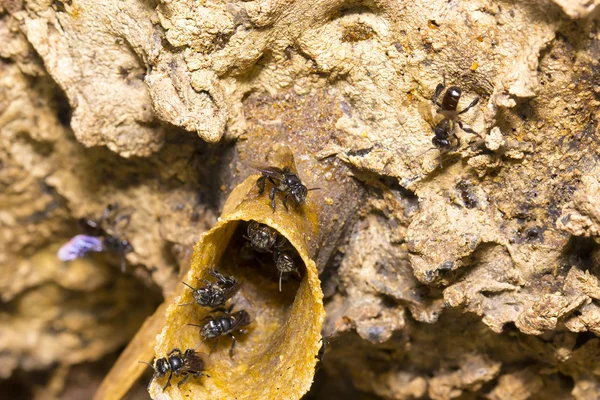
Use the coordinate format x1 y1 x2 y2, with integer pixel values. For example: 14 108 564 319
57 235 104 261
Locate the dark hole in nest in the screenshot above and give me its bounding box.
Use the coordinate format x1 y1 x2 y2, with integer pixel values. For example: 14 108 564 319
573 331 596 351
556 371 575 391
0 369 47 400
230 221 304 294
562 236 598 270
524 226 544 243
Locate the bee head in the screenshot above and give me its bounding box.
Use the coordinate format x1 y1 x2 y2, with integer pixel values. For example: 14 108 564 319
155 358 170 376
201 319 220 339
290 184 308 205
432 136 451 149
274 250 296 273
193 287 219 306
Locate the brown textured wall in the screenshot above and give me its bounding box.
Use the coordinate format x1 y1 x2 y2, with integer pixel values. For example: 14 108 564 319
1 0 600 398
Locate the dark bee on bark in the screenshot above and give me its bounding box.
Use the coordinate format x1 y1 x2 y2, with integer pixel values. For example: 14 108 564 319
273 237 301 292
245 221 278 253
247 161 309 212
190 308 251 359
180 270 240 308
419 78 480 167
246 147 319 212
58 203 133 272
140 348 207 391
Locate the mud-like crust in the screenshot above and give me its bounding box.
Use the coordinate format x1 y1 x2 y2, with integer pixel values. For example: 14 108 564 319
1 0 600 398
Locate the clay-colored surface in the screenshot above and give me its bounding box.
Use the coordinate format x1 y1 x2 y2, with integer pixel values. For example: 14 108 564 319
1 0 600 398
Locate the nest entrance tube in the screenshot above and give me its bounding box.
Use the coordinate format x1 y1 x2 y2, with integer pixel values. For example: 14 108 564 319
150 176 324 400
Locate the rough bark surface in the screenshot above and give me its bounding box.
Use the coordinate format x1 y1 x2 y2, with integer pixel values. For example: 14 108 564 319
1 0 599 398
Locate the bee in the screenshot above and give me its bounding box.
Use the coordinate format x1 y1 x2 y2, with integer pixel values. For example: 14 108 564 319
273 247 300 292
245 221 278 253
181 270 240 308
140 348 207 390
58 204 133 272
315 318 349 368
190 308 251 359
246 146 319 212
273 237 301 292
418 78 480 167
242 221 301 291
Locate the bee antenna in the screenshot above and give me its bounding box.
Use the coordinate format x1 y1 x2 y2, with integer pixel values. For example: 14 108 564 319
194 338 208 351
120 254 127 273
307 187 321 191
279 270 283 292
181 281 196 291
138 361 154 368
329 321 346 336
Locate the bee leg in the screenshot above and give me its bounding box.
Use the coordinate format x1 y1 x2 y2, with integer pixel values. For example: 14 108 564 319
269 187 278 212
433 82 445 108
228 333 237 359
168 348 181 356
210 270 226 282
209 307 228 315
209 338 219 354
100 204 113 224
147 372 157 392
178 374 190 387
199 278 212 286
439 152 443 169
458 97 479 115
279 270 283 292
282 193 290 211
257 176 266 195
120 253 127 273
113 213 131 229
457 120 479 136
163 372 173 390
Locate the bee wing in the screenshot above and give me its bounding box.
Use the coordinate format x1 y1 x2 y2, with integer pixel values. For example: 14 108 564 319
418 101 435 129
183 352 207 373
272 144 299 174
244 160 286 181
57 235 104 261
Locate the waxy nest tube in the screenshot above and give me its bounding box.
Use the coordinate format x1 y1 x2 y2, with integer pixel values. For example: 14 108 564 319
149 175 325 400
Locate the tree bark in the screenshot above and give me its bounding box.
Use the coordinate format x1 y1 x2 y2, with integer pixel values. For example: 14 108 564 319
1 0 599 398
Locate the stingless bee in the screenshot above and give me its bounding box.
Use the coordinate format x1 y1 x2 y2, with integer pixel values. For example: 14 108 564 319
418 78 480 167
245 221 278 253
242 221 301 291
246 146 319 212
58 203 133 272
273 238 301 292
140 348 207 390
181 270 240 308
315 317 350 367
190 308 251 359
